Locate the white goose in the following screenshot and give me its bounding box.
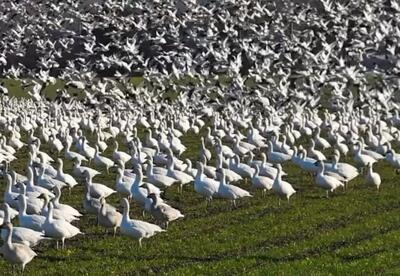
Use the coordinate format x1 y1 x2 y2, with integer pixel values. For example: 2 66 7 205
1 203 49 248
120 198 165 247
0 222 37 272
315 161 344 198
16 195 46 232
251 165 273 196
267 141 291 164
166 156 193 192
52 186 82 218
194 162 219 204
85 172 116 199
216 169 252 208
272 164 296 205
55 159 79 190
147 193 184 229
97 198 122 237
364 162 381 190
146 160 176 188
41 202 83 249
94 145 114 173
112 141 131 165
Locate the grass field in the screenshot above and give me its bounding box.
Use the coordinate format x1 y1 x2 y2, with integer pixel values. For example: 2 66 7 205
1 82 400 275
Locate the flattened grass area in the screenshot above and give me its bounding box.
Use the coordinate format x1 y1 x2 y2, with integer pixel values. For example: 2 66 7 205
0 83 399 275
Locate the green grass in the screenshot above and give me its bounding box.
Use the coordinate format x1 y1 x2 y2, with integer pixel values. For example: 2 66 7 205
0 124 399 275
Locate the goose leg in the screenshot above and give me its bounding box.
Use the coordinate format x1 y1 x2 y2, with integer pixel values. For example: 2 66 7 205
326 190 329 199
62 238 65 249
139 238 142 248
278 198 281 207
113 227 117 237
56 241 59 250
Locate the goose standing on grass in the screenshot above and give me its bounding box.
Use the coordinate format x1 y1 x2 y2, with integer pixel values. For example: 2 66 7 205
41 201 83 249
146 160 176 188
25 166 55 198
94 145 114 173
120 198 164 247
251 165 273 196
115 168 133 198
97 198 122 236
36 165 67 190
0 222 37 272
65 140 87 162
85 172 116 199
365 162 381 190
272 164 296 205
354 142 377 169
73 159 100 179
216 169 252 208
39 194 79 222
0 203 50 247
112 141 131 166
16 195 46 232
52 186 82 218
55 159 79 190
315 161 344 198
147 193 184 229
194 162 219 205
166 156 193 192
267 141 291 164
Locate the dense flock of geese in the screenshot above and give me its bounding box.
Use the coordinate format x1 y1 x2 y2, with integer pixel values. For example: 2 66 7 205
0 0 399 273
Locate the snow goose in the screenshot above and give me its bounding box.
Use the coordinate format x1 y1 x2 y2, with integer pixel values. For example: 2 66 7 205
64 139 87 162
272 164 296 205
146 160 176 188
251 165 273 196
16 195 46 232
354 142 377 169
25 166 55 198
229 155 254 178
233 136 251 157
166 156 193 192
112 141 131 165
315 161 344 198
145 129 159 148
216 168 252 208
385 149 400 172
55 159 79 190
120 198 164 247
184 159 198 178
0 222 37 272
308 139 327 161
94 145 114 173
49 135 63 153
97 198 122 236
115 168 133 198
199 137 212 161
364 162 381 190
0 203 49 247
39 193 78 222
194 162 219 205
36 165 67 190
147 193 184 229
324 150 359 183
52 186 82 218
73 158 100 179
85 172 116 199
42 202 83 249
267 141 291 164
314 128 331 149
